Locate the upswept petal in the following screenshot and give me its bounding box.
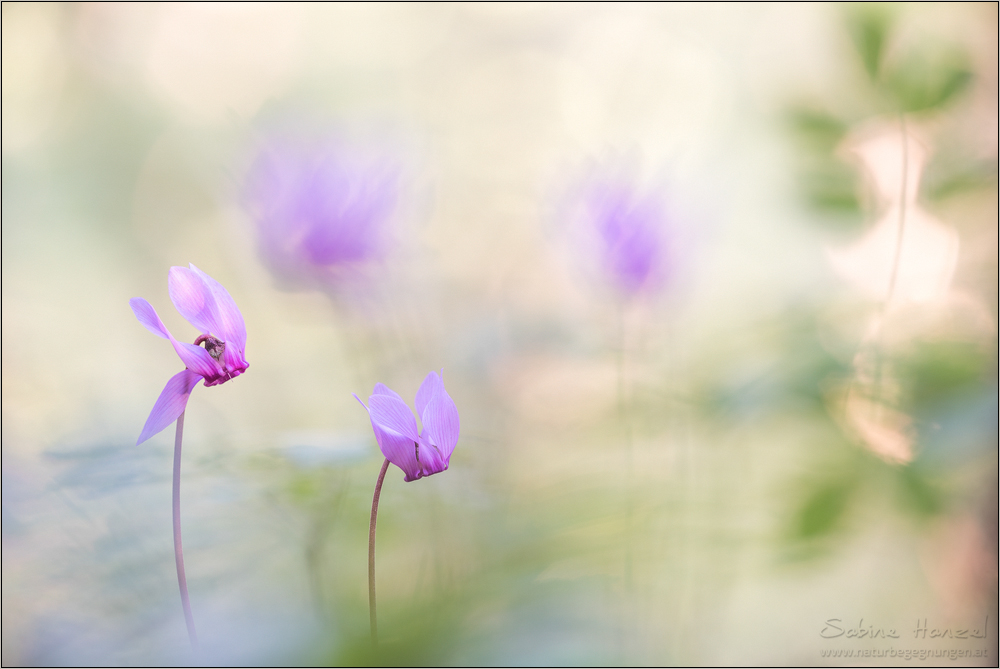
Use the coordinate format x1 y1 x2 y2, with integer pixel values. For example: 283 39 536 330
168 266 221 337
137 369 202 444
368 394 420 441
132 294 220 379
353 394 421 481
422 386 460 460
168 265 247 377
188 264 247 351
171 340 221 380
373 383 405 403
414 370 443 419
130 298 171 339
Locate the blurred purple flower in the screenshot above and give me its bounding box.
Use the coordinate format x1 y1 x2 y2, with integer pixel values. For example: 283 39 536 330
568 170 676 298
130 264 249 444
244 136 400 291
353 371 460 482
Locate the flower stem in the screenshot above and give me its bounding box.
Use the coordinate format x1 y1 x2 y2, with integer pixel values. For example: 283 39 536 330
368 457 390 648
871 114 910 410
618 304 633 585
173 411 198 648
617 301 635 659
885 114 909 309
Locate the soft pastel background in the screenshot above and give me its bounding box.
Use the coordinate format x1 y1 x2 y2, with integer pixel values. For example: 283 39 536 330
2 3 996 666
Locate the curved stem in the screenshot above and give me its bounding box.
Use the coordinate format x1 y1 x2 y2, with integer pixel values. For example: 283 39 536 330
369 457 390 648
885 114 909 308
173 411 198 648
617 302 635 659
617 305 633 576
870 115 910 409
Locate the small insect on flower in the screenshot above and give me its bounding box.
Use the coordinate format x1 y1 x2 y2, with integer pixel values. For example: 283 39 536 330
130 264 249 444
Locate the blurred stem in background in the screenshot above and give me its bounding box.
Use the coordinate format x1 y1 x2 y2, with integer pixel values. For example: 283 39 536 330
172 411 198 648
304 482 347 625
885 114 909 309
566 157 679 658
777 4 996 569
867 114 910 437
617 301 636 657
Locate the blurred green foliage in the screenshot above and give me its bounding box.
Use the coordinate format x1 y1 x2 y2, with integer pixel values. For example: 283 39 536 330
786 107 863 227
846 4 973 113
896 341 995 413
846 4 891 83
786 5 986 234
924 160 999 202
695 306 853 422
775 7 996 563
697 305 995 559
783 446 955 561
894 463 946 518
779 330 997 556
883 49 972 114
794 474 857 541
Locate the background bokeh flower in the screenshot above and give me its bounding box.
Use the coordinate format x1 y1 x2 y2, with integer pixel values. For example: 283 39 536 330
556 160 692 305
244 133 402 295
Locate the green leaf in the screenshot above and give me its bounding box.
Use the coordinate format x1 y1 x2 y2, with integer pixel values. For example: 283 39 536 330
787 107 849 152
896 465 945 517
884 49 973 112
924 160 999 201
896 341 994 411
845 4 893 81
799 162 862 215
793 478 856 540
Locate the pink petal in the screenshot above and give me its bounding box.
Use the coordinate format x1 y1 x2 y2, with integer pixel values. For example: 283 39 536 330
220 343 248 377
188 264 247 351
416 438 448 478
422 384 460 460
414 370 443 419
368 394 420 441
130 298 171 339
375 424 422 481
131 295 222 378
373 382 404 402
168 266 220 336
137 369 203 444
171 340 222 380
354 393 420 481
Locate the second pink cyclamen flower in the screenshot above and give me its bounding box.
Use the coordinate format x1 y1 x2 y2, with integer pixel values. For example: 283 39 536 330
354 371 460 481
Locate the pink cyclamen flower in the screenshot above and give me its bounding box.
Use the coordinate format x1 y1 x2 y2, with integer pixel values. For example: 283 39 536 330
566 167 677 298
244 136 400 292
353 371 460 482
130 264 249 444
